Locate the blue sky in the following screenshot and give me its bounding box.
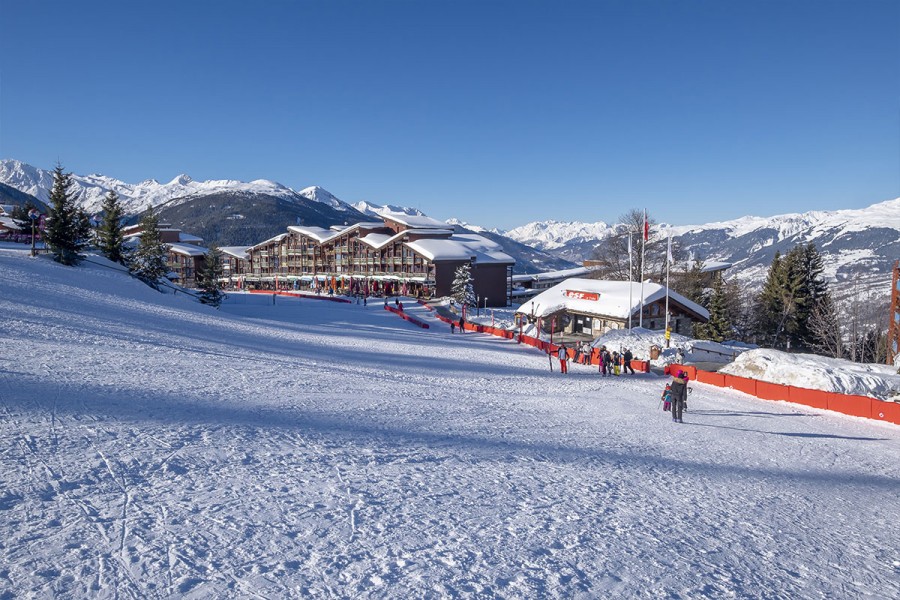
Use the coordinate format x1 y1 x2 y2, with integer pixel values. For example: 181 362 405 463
1 0 898 230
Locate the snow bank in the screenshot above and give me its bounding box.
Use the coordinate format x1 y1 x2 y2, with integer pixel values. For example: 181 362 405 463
720 348 900 400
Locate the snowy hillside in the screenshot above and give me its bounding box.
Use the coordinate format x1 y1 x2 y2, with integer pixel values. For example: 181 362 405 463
1 246 899 598
0 159 343 216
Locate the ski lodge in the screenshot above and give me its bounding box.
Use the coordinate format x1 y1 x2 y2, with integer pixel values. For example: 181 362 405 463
230 213 515 306
516 278 709 338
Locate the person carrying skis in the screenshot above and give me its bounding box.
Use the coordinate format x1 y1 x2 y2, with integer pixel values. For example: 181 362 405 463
557 344 569 374
669 370 689 423
622 348 635 375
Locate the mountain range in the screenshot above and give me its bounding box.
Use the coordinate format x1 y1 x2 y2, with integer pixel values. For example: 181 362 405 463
3 158 898 298
500 199 900 299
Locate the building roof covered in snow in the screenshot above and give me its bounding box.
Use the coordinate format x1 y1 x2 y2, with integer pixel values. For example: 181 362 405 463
516 278 709 321
380 212 448 229
167 243 209 257
405 234 514 264
219 246 250 260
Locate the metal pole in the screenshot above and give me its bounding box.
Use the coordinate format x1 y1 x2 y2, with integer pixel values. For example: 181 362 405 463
628 232 633 329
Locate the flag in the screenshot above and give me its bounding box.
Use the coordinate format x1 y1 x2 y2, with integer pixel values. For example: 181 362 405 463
667 231 674 265
643 209 650 241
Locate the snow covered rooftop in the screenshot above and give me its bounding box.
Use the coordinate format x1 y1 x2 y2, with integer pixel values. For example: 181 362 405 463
178 232 204 244
405 234 514 264
381 211 448 229
219 246 250 260
516 278 709 321
167 242 208 257
288 222 385 244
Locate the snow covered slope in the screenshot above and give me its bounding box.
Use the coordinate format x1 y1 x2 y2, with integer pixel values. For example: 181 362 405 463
1 246 898 598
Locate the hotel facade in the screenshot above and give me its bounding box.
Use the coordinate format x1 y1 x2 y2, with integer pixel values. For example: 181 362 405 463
232 213 515 307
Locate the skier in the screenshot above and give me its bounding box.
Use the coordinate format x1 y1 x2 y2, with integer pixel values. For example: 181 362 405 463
661 382 672 412
669 371 689 423
458 316 465 333
622 348 635 375
612 350 621 375
450 320 456 334
557 344 569 374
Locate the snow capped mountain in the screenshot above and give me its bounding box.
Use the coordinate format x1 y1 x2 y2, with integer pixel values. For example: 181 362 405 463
297 186 349 211
351 200 425 219
503 220 614 250
0 159 333 215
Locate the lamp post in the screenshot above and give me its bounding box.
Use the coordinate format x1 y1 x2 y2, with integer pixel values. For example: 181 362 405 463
28 209 39 256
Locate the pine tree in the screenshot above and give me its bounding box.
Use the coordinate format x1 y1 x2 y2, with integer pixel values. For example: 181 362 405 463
695 274 732 342
130 205 169 286
198 245 224 307
753 251 803 349
44 163 89 265
794 242 831 349
451 263 476 307
96 190 127 264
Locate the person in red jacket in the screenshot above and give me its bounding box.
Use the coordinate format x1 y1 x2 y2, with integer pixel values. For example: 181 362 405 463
557 344 569 374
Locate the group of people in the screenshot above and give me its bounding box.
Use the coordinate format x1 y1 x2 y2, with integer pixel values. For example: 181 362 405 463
553 343 636 376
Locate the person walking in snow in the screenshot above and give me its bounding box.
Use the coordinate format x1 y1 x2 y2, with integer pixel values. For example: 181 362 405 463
557 344 569 374
611 350 621 375
622 348 635 375
458 316 465 333
450 320 456 333
669 371 689 423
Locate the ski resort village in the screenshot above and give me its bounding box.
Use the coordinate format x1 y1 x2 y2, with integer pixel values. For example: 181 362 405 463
1 159 899 599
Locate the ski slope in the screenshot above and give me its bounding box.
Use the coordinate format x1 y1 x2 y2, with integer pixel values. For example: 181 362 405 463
1 248 899 599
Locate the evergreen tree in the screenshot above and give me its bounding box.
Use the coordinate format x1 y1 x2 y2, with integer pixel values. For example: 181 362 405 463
198 245 224 307
451 263 476 307
130 205 169 286
753 251 803 349
794 242 831 349
695 274 732 342
674 258 708 306
96 190 127 264
44 163 89 265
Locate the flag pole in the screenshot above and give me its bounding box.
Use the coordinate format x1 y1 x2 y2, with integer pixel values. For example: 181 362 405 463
665 229 671 334
628 231 633 329
639 209 647 328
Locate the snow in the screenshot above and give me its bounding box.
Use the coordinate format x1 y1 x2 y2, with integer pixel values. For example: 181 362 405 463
404 235 514 264
721 348 900 401
1 247 899 598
